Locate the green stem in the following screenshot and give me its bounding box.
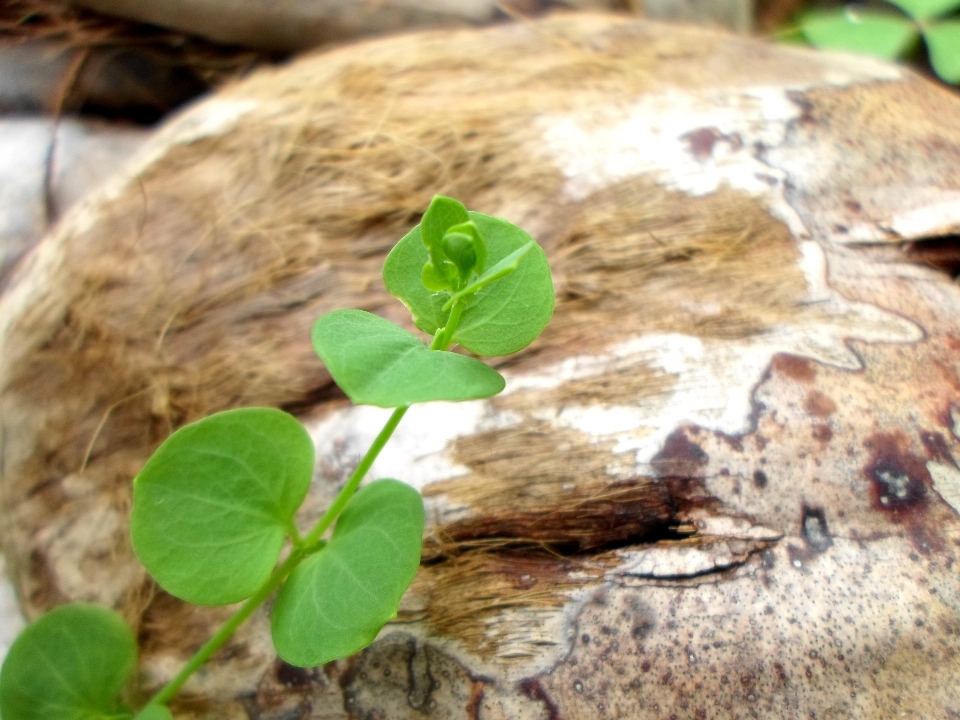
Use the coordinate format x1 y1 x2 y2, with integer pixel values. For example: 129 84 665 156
433 301 464 351
143 301 468 711
148 547 304 706
301 404 408 548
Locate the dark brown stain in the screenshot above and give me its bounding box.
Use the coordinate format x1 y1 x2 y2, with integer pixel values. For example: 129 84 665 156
908 524 943 556
843 199 862 214
467 678 485 720
753 470 768 489
863 431 944 554
771 354 815 383
921 430 955 465
863 432 931 518
804 391 836 418
652 429 709 478
812 424 833 443
518 677 560 720
682 127 723 160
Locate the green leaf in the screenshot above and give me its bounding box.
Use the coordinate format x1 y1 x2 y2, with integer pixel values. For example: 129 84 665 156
134 706 174 720
131 408 314 606
271 479 424 667
889 0 960 20
0 604 137 720
800 8 919 59
311 309 505 407
925 20 960 83
384 213 555 356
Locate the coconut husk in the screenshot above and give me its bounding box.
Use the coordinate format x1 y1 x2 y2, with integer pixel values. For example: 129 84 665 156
2 13 960 719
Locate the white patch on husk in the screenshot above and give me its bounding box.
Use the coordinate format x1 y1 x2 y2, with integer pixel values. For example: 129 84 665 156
307 401 497 492
540 87 808 235
509 242 921 470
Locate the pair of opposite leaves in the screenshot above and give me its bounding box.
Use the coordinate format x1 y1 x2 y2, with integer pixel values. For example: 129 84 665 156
0 435 426 720
131 207 553 664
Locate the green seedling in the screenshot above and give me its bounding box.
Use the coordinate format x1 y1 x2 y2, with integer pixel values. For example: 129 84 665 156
794 0 960 84
0 196 554 719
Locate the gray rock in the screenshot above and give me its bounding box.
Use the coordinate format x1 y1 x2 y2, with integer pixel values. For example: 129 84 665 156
0 117 147 287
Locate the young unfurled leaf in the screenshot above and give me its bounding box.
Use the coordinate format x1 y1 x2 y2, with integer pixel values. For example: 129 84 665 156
271 479 425 667
135 705 175 720
421 196 471 252
800 8 919 59
889 0 960 20
384 213 554 356
442 221 487 284
131 408 314 606
0 604 137 720
312 309 505 406
925 20 960 83
420 196 471 292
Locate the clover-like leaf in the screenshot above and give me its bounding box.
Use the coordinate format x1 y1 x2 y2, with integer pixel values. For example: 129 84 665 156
925 20 960 83
0 604 137 720
131 408 314 606
271 479 424 667
311 309 505 407
134 706 174 720
800 8 919 59
384 212 554 356
889 0 960 20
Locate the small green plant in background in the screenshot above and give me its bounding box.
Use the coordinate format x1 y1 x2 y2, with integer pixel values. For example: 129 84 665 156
0 196 554 719
796 0 960 83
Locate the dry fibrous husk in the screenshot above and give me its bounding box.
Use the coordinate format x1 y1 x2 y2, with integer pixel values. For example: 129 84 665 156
2 13 960 719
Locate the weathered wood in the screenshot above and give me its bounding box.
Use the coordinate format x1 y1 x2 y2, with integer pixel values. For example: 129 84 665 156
2 14 959 718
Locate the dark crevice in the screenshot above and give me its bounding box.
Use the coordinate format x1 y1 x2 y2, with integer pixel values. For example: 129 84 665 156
423 477 711 564
902 235 960 278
